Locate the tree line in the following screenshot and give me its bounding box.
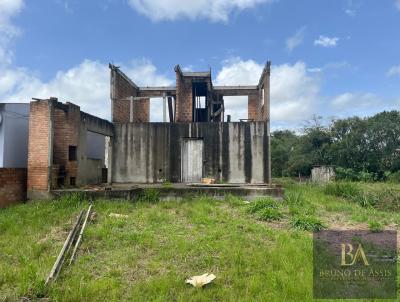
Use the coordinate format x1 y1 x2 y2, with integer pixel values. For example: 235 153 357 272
271 111 400 181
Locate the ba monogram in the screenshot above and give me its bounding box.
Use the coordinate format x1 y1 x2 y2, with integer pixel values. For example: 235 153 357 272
341 243 369 266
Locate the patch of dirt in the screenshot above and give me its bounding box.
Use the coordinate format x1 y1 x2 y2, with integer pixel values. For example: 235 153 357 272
37 226 67 244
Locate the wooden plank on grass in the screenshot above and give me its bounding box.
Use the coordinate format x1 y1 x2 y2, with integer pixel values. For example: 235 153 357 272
69 204 93 265
45 210 84 285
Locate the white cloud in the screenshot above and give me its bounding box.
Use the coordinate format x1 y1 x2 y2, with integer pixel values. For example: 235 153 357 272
314 35 339 48
0 0 24 65
396 0 400 10
331 93 374 108
285 26 306 52
0 59 172 120
345 8 356 16
386 65 400 77
127 0 274 22
330 92 383 117
215 58 321 126
215 58 264 120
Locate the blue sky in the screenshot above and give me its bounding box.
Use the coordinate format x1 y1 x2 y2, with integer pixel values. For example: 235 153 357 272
0 0 399 128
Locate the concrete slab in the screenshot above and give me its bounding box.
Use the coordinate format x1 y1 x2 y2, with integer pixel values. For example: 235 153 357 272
51 183 283 201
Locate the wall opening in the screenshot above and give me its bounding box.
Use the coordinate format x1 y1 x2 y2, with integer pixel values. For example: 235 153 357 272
223 96 248 122
192 82 208 122
68 146 77 161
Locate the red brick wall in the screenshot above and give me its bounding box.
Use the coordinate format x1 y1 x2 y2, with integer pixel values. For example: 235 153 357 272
175 72 192 122
27 100 52 192
110 67 149 123
0 168 27 207
248 95 259 121
52 103 80 187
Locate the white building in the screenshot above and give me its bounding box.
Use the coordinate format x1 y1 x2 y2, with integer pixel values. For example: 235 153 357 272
0 103 30 168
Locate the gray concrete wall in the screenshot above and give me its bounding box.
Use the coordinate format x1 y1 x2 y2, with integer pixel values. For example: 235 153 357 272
0 104 29 168
76 113 112 186
86 131 105 160
0 104 4 167
311 166 335 183
112 122 269 184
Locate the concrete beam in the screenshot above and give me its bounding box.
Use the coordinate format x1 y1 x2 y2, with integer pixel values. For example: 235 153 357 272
214 86 258 96
138 87 177 98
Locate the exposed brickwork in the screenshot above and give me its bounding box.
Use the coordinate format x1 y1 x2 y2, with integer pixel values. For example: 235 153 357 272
52 103 80 187
27 100 52 192
110 66 149 123
248 95 259 121
0 168 27 207
131 98 150 122
175 71 193 122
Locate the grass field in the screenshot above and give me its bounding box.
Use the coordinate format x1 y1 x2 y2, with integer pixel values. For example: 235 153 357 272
1 181 400 301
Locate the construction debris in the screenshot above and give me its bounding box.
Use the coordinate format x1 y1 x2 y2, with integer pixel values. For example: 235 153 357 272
69 204 93 265
186 273 216 288
45 205 93 285
109 213 129 218
201 178 216 184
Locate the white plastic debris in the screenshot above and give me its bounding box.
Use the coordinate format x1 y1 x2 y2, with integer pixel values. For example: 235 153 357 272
185 273 216 288
109 213 129 218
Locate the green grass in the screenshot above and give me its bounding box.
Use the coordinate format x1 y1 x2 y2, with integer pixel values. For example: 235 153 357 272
1 181 400 301
290 215 325 232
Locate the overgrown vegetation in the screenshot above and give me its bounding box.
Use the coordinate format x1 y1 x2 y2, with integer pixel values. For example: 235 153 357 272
290 215 325 232
1 181 400 301
323 181 400 211
271 111 400 180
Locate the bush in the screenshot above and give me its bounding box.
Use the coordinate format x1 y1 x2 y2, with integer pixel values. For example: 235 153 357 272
138 189 160 203
324 182 377 208
291 215 325 232
258 207 282 221
246 197 278 214
324 182 361 198
351 192 377 208
386 171 400 183
368 221 383 233
335 167 377 182
284 191 305 206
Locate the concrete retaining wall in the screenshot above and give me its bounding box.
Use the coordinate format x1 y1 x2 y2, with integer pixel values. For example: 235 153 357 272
112 122 270 184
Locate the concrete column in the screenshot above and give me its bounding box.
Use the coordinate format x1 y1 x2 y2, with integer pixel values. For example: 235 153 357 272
107 136 113 184
265 62 272 184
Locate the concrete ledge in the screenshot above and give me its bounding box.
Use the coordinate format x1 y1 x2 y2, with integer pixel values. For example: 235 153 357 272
51 183 283 201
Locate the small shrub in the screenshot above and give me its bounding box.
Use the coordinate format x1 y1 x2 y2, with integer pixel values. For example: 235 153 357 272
284 191 305 206
58 192 86 207
291 215 325 232
258 207 282 221
138 189 160 203
324 182 360 198
352 192 377 208
368 221 383 233
246 197 277 214
335 167 359 181
161 181 173 188
335 167 377 182
386 171 400 183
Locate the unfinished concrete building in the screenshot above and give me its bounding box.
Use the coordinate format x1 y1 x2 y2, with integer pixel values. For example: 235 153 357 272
109 62 271 184
24 61 273 199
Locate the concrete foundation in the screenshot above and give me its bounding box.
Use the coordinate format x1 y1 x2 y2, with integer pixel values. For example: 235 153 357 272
51 183 283 201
